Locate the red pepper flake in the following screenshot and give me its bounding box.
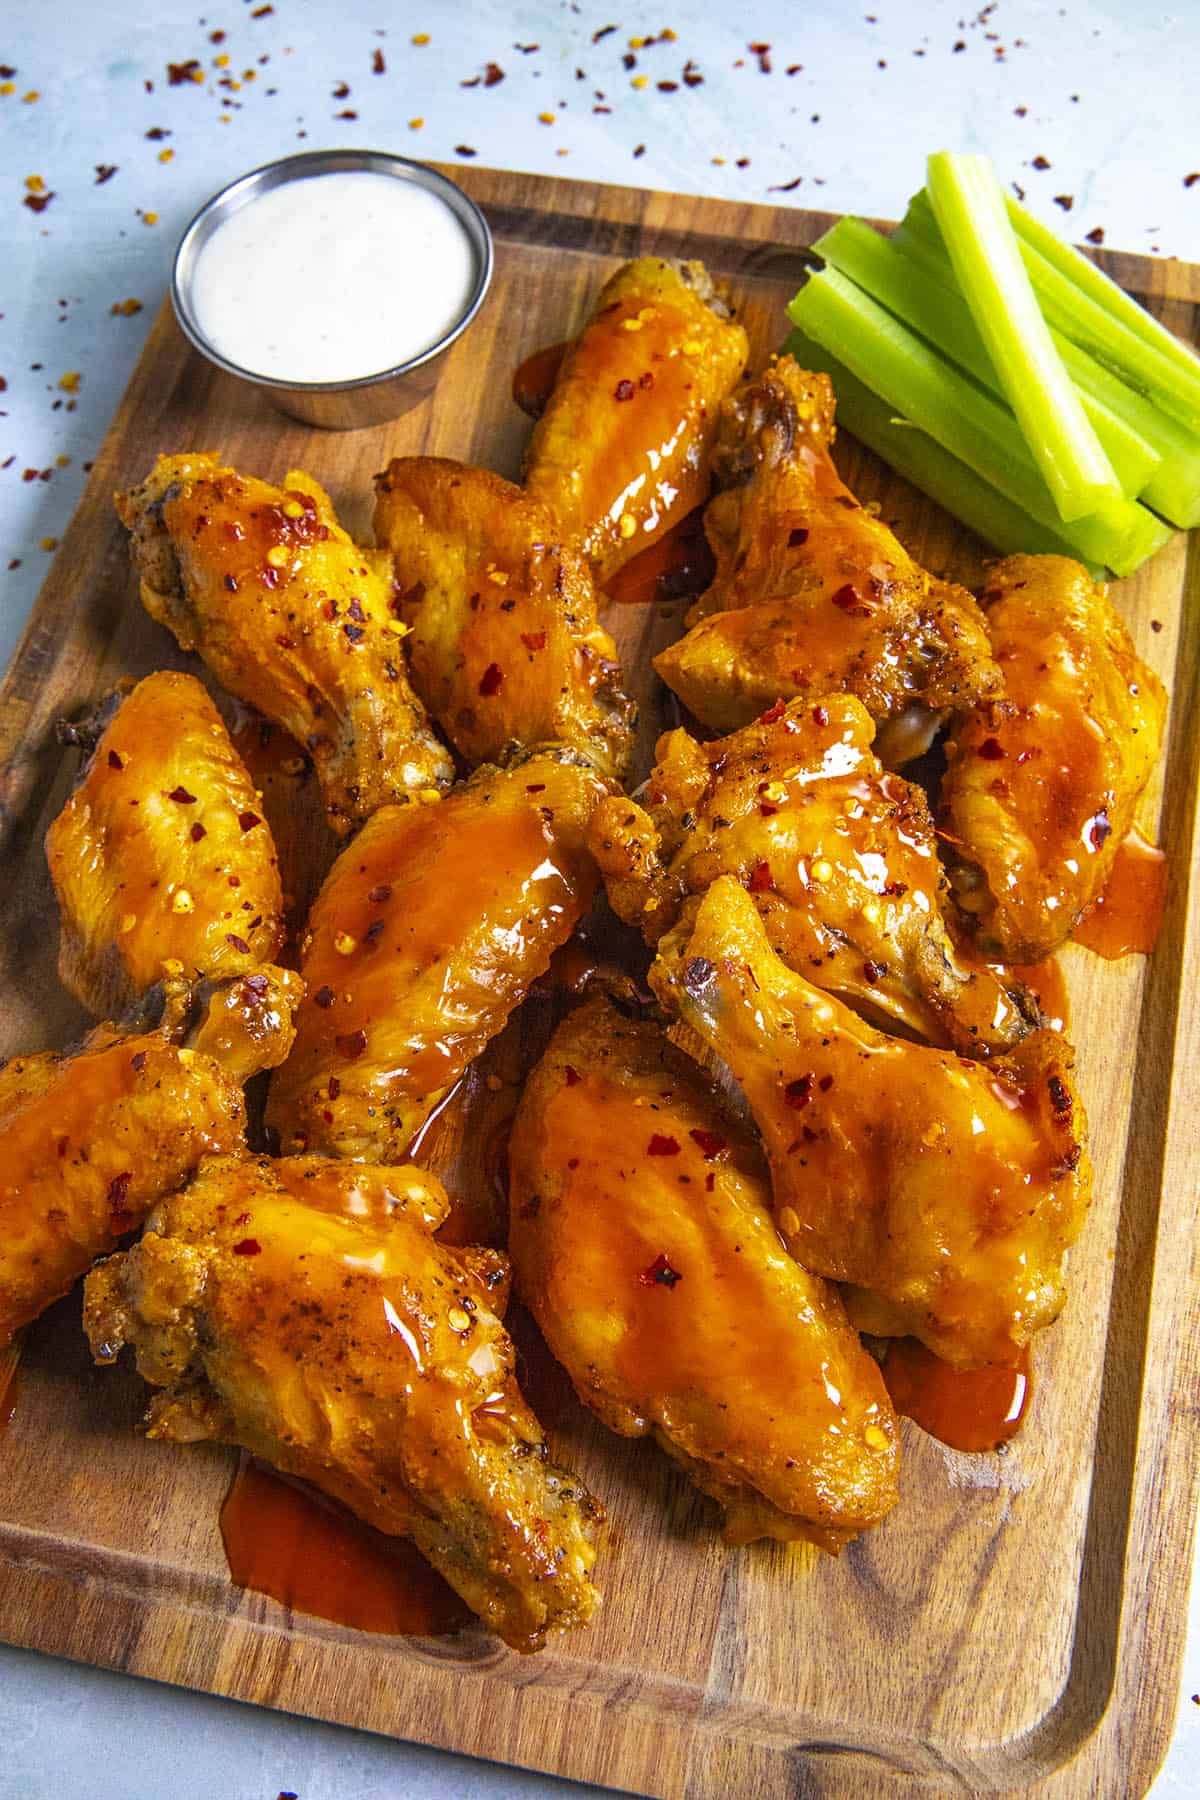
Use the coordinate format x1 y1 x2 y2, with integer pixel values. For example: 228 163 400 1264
640 1253 683 1289
746 859 774 894
327 1075 341 1100
768 176 803 192
23 192 55 214
130 1051 147 1072
226 932 251 954
336 1028 369 1060
682 60 704 86
748 41 772 73
343 622 365 644
632 144 646 159
94 164 118 184
521 630 547 651
689 1127 727 1159
190 821 207 842
372 47 386 72
145 126 171 140
167 60 203 86
614 378 635 401
455 145 478 158
525 782 546 794
638 370 654 389
785 1076 814 1109
592 24 617 41
812 704 829 726
647 1133 681 1156
106 748 124 770
758 698 787 725
243 973 269 994
1186 173 1200 189
831 583 871 616
479 662 504 696
819 1074 834 1092
1085 226 1105 245
978 736 1005 760
332 80 351 98
1032 155 1051 170
251 4 275 16
658 80 678 92
1054 194 1074 211
209 30 225 44
107 1171 133 1210
863 960 884 985
788 526 809 546
336 110 359 121
238 810 261 832
368 883 392 903
314 985 335 1008
564 1064 581 1086
484 61 505 85
233 1238 262 1256
168 785 197 804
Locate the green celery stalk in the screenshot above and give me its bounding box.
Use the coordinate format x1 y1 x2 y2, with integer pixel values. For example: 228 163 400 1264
925 152 1120 521
905 187 1200 434
786 265 1170 574
812 216 1160 498
781 327 1104 573
893 205 1200 526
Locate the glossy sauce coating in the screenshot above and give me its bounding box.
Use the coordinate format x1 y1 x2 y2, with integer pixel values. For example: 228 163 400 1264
523 258 748 585
47 672 285 1017
1072 826 1167 958
653 878 1092 1369
603 503 714 607
941 555 1167 961
508 998 899 1549
266 750 609 1162
882 1339 1032 1453
373 456 634 778
85 1156 602 1652
221 1454 471 1637
512 340 569 419
115 455 453 834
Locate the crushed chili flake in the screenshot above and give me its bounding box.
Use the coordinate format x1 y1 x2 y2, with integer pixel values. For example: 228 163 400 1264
23 191 55 214
1186 172 1200 188
372 48 386 74
863 960 884 985
978 736 1005 760
167 60 203 86
785 1076 814 1109
107 749 124 770
1032 154 1051 170
592 24 617 42
746 859 774 894
812 704 829 726
168 785 197 804
313 985 335 1009
1085 226 1105 245
748 41 772 73
251 3 274 14
233 1238 262 1255
368 883 393 903
107 1171 133 1209
332 80 350 98
336 1028 369 1060
819 1074 834 1092
110 297 143 315
1054 194 1074 211
647 1133 681 1156
640 1253 682 1289
831 582 871 615
238 810 261 832
758 698 788 724
521 630 547 651
788 525 809 545
455 144 478 157
563 1064 581 1086
614 378 635 401
484 61 505 84
689 1127 727 1159
682 61 704 86
479 661 504 696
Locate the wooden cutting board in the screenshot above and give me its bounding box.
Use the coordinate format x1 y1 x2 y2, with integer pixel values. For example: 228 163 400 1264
0 165 1198 1800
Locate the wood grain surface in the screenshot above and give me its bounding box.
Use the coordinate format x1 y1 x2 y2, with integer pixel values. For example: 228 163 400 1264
0 165 1197 1800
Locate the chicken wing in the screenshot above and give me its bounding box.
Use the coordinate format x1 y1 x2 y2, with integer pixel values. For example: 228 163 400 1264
939 554 1167 961
84 1155 601 1651
0 968 300 1348
115 456 454 834
587 696 1035 1054
373 457 635 777
523 259 749 586
651 878 1092 1369
654 357 1001 762
509 998 899 1550
46 671 285 1017
267 749 609 1162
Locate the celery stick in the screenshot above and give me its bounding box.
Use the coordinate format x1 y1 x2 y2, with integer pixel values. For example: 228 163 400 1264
925 152 1120 522
786 267 1170 574
788 261 1165 565
781 327 1105 574
894 207 1200 526
813 217 1160 498
1006 192 1200 396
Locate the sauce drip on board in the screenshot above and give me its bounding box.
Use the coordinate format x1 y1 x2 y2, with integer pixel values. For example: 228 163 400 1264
1072 826 1167 959
997 957 1070 1034
512 340 569 419
0 1342 19 1434
882 1338 1032 1453
220 1453 471 1637
602 505 715 607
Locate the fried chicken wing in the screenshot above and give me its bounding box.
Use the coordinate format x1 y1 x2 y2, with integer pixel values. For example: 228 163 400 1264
373 457 635 777
0 968 300 1348
655 358 1000 762
115 456 454 834
267 749 609 1161
84 1155 601 1651
46 672 285 1017
588 696 1034 1054
523 259 749 585
940 554 1167 961
651 878 1092 1369
509 998 899 1550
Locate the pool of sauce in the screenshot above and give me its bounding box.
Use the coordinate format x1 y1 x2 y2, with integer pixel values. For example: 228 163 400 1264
512 340 569 418
882 1338 1032 1453
602 504 715 607
220 1453 470 1637
1072 826 1167 958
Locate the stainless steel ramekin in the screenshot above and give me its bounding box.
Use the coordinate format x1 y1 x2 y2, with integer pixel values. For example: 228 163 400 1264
171 150 493 430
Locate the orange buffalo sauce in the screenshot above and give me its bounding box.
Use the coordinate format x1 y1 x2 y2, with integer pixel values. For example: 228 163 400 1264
1002 956 1070 1034
1072 826 1167 959
220 1454 470 1637
882 1338 1032 1454
603 504 715 607
512 340 569 418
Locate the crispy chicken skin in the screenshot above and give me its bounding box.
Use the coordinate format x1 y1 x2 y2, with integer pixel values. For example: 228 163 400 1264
84 1156 601 1651
373 457 635 778
587 695 1034 1055
0 969 300 1348
267 749 610 1162
46 672 285 1017
940 554 1167 962
655 358 1001 762
115 455 454 834
523 259 749 585
509 999 899 1550
652 879 1092 1369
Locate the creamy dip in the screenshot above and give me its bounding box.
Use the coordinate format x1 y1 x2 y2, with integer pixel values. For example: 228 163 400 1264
190 171 478 383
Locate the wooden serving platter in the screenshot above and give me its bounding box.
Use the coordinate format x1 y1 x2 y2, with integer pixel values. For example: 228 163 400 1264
1 165 1198 1800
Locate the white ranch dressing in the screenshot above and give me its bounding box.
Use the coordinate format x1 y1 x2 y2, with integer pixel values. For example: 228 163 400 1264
191 171 478 383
